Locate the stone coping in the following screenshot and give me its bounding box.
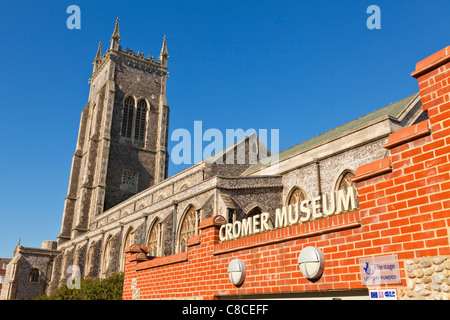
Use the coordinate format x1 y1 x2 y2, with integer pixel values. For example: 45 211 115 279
384 120 431 149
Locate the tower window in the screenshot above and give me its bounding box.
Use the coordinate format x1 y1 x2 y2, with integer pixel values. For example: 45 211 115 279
135 100 147 142
120 96 148 147
121 96 135 139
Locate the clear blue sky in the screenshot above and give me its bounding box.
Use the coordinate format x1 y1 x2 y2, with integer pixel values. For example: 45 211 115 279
0 0 449 258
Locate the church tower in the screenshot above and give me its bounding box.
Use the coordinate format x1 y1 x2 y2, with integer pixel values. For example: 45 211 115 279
58 18 170 244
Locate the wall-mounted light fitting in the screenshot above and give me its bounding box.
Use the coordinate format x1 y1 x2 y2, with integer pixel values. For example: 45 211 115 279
227 259 246 286
297 246 325 281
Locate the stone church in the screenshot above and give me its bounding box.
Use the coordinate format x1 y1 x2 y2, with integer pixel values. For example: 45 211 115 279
1 19 427 300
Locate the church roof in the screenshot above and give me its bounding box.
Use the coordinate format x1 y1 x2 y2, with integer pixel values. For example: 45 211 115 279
242 92 421 175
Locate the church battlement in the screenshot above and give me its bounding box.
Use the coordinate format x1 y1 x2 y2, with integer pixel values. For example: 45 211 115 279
90 18 169 83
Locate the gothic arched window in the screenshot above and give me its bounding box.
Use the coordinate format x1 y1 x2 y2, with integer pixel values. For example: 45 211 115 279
28 268 39 283
147 219 160 257
85 244 95 276
287 187 306 206
246 206 262 218
120 228 134 271
121 96 135 138
337 171 356 192
179 206 198 253
336 170 359 209
124 228 134 251
287 187 307 219
102 236 112 275
135 100 147 142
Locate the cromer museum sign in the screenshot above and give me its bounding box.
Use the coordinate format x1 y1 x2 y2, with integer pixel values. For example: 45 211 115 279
219 187 358 241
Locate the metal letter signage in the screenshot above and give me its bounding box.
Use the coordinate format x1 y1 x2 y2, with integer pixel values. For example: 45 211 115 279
219 187 359 242
359 255 401 286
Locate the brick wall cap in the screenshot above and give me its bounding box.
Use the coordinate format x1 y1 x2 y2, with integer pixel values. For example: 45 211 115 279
129 252 149 262
353 157 392 182
198 215 227 230
412 46 450 78
383 120 431 149
125 244 148 254
186 234 201 247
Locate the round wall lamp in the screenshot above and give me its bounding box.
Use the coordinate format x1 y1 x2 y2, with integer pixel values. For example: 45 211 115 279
227 259 246 287
297 246 325 282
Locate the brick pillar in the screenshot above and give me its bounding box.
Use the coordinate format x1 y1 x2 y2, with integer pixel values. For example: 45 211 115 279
412 46 450 135
411 46 450 213
198 215 227 245
122 244 148 300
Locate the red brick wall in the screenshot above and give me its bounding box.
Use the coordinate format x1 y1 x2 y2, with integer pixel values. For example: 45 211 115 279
354 46 450 259
122 46 450 300
123 212 366 300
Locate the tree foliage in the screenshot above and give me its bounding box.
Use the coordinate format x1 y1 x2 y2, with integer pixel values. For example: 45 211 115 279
35 273 124 300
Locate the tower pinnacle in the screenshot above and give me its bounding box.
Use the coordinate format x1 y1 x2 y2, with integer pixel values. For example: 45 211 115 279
159 35 169 67
110 17 121 50
95 42 102 61
92 41 102 74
